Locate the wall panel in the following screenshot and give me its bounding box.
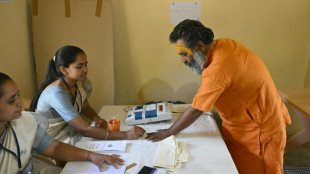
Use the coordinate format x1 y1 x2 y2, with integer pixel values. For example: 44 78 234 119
32 0 114 111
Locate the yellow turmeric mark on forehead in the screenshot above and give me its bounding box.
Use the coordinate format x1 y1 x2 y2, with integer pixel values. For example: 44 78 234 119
175 42 193 56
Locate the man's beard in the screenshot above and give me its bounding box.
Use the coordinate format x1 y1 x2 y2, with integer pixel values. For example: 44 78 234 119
184 50 206 75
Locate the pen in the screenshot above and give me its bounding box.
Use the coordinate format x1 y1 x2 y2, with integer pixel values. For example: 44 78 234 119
125 163 137 170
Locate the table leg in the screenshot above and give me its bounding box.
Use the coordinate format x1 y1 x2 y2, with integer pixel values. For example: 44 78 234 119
285 107 310 152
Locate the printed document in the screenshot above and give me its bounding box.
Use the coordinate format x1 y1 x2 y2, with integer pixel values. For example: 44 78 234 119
75 140 127 152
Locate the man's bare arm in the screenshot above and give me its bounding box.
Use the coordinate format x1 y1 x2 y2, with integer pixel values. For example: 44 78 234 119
145 106 203 142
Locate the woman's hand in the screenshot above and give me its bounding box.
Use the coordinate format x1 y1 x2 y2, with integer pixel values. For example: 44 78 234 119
95 119 108 129
125 126 145 139
89 153 124 172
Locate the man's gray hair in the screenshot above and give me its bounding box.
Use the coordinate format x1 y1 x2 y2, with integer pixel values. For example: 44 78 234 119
169 19 214 49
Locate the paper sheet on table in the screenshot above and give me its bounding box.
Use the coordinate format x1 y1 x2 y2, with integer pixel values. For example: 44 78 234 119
60 155 128 174
75 140 127 152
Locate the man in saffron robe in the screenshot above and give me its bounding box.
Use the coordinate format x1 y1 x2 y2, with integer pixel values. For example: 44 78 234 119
146 19 291 174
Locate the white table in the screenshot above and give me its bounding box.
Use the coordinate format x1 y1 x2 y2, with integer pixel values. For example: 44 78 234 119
61 104 238 174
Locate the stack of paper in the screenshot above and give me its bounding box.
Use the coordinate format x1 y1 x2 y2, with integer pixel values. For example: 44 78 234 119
75 140 127 152
154 136 190 171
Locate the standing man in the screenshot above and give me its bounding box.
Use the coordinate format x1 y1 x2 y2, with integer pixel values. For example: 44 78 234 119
146 19 291 174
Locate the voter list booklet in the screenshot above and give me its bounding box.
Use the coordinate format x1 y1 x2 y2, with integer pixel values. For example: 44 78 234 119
75 140 127 152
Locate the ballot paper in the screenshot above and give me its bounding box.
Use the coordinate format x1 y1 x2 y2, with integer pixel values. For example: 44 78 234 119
75 140 127 152
60 155 128 174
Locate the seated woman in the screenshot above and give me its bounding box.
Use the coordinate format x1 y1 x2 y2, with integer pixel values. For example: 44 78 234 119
0 72 124 173
30 46 145 145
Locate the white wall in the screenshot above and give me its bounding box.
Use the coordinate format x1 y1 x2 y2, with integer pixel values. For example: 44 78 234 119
32 0 114 111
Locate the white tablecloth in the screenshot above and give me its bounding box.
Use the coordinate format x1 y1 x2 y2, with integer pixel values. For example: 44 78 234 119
61 104 238 174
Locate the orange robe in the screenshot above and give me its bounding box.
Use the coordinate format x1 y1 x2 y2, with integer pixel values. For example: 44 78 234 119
192 39 291 174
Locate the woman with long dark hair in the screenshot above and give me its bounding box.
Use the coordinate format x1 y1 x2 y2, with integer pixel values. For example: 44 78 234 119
30 46 144 145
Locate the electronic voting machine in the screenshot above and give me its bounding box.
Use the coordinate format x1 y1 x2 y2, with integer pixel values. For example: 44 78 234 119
125 102 173 125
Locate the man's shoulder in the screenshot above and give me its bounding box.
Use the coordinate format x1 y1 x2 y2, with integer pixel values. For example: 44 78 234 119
215 38 240 46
